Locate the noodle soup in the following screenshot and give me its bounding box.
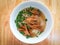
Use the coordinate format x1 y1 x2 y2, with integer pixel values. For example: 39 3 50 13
15 7 47 38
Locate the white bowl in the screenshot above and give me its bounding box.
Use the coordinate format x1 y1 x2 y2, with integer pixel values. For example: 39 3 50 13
10 1 53 44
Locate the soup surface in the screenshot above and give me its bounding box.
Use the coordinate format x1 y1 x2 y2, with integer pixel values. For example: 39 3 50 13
15 7 47 38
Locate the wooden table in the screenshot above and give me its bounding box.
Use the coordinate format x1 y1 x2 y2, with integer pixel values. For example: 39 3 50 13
0 0 60 45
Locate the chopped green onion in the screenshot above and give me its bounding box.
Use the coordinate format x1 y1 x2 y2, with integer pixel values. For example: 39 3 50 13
21 22 26 26
15 20 20 28
26 25 31 30
29 6 34 10
20 31 25 35
45 19 47 21
26 35 31 38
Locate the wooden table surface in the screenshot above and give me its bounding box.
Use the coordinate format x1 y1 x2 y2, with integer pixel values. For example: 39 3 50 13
0 0 60 45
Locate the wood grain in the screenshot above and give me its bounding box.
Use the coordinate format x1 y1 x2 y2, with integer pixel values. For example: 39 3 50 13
0 0 60 45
